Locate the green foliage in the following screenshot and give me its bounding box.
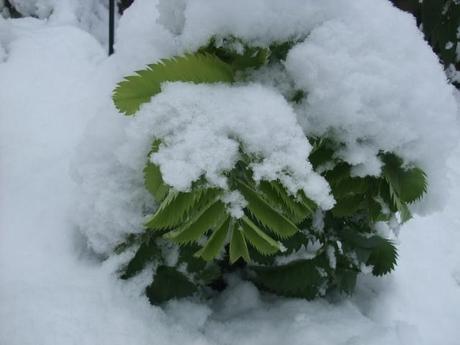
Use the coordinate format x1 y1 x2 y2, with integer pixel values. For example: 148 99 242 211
400 0 460 85
145 157 308 263
112 41 428 304
251 257 328 300
113 53 234 115
145 266 197 304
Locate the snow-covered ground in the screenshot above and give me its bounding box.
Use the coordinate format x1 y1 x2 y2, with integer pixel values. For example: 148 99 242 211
1 1 460 344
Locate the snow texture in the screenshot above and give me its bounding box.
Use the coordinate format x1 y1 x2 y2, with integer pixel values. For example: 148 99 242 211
1 0 460 344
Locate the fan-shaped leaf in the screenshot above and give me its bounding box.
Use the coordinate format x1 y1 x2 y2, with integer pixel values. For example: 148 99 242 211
113 53 234 115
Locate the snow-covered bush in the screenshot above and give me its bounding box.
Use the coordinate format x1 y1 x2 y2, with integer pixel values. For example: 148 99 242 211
70 0 458 305
110 31 433 304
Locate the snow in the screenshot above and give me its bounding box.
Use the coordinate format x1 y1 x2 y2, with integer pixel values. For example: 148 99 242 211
1 1 460 345
136 82 333 207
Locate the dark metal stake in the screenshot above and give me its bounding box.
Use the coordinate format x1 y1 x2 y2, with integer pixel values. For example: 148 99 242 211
108 0 115 55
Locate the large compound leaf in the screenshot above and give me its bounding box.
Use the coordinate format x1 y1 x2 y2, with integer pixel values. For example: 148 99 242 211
113 53 234 115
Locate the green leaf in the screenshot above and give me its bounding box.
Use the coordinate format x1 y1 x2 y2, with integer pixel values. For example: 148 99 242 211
120 237 159 280
113 53 234 115
145 266 197 304
332 194 364 217
144 162 169 202
145 188 219 230
177 243 207 273
237 180 299 238
240 216 280 256
332 177 368 199
229 224 250 263
259 180 315 224
367 238 398 276
339 230 398 276
382 154 427 204
309 138 336 169
230 47 269 70
195 216 231 261
195 264 221 285
268 41 297 62
251 257 327 299
335 268 358 295
165 200 227 244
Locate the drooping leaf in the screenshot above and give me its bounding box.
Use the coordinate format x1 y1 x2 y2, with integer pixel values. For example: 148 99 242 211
113 53 234 115
145 266 197 304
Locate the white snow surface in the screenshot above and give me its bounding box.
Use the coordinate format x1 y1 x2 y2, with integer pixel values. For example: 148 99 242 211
1 1 460 345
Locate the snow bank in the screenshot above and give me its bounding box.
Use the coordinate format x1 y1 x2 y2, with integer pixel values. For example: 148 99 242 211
1 1 460 345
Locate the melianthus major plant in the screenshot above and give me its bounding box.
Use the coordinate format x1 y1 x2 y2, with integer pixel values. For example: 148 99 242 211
112 37 427 304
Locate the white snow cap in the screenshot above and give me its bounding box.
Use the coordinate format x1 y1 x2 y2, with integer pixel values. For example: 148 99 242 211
133 82 334 210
